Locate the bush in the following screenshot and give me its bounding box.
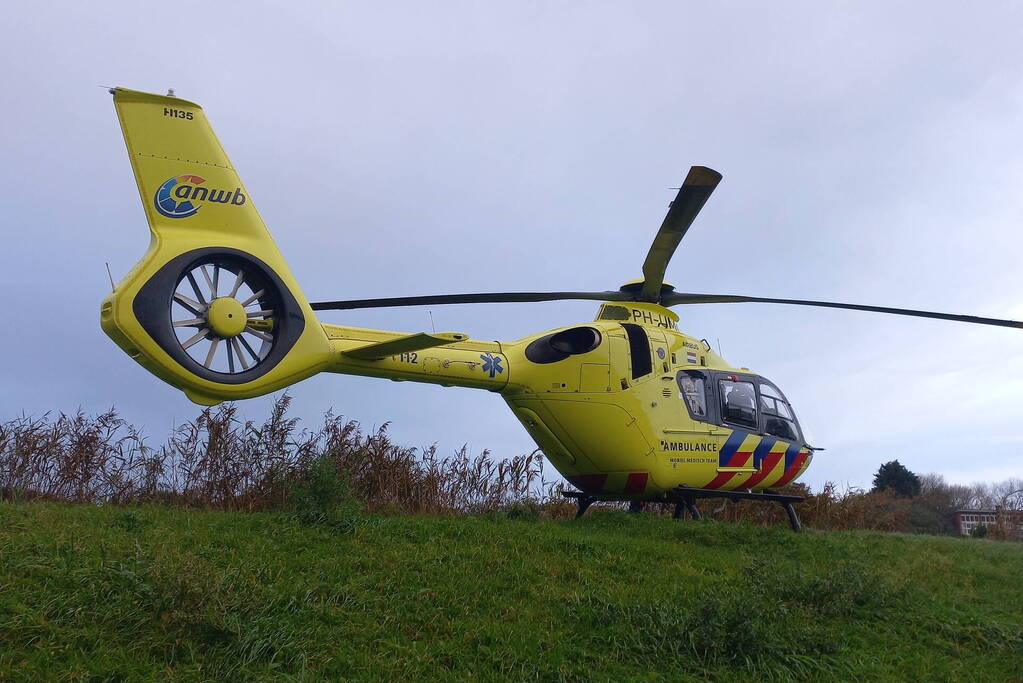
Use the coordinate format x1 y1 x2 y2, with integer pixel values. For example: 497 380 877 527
289 454 363 531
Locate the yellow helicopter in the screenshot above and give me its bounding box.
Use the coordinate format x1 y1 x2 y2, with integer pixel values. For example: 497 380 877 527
101 87 1022 529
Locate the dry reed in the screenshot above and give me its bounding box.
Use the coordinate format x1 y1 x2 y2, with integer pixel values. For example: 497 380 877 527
0 395 547 514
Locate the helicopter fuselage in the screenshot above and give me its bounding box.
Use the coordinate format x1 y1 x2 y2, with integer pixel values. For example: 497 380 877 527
323 301 812 498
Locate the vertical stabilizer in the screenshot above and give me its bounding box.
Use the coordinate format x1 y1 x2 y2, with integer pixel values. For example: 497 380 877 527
101 88 331 404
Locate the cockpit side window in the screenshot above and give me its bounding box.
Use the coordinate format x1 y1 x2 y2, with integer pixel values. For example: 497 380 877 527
759 381 802 442
677 370 709 421
719 378 758 429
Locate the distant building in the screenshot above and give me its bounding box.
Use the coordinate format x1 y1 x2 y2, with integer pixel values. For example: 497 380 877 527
955 509 1023 538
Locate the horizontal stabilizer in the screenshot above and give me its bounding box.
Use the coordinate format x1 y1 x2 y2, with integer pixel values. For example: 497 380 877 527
343 332 469 360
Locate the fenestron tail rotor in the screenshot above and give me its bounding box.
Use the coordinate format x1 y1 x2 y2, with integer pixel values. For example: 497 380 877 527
128 248 309 386
171 257 281 374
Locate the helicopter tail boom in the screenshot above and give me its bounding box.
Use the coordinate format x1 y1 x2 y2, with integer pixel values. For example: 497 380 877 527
322 323 509 389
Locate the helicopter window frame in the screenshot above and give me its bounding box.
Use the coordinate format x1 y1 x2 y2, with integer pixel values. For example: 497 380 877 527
699 371 805 444
758 380 803 443
718 377 759 430
677 370 711 422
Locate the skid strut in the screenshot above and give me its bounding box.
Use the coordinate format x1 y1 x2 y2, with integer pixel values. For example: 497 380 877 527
563 486 803 531
574 496 595 519
783 502 802 532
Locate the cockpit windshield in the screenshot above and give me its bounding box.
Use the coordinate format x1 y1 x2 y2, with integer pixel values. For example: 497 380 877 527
675 370 804 443
759 381 802 441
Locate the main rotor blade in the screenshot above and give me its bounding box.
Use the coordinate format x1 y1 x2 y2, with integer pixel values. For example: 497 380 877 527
310 291 632 311
640 166 722 302
661 292 1023 329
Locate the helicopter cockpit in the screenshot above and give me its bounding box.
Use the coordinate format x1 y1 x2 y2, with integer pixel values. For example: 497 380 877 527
677 369 804 444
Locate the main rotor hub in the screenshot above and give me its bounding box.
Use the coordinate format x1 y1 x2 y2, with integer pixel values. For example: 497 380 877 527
206 297 247 338
618 278 676 301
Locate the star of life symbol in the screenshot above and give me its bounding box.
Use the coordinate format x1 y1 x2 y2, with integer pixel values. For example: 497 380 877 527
480 353 503 378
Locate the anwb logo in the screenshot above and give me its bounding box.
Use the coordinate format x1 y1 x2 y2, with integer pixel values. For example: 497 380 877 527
154 174 246 219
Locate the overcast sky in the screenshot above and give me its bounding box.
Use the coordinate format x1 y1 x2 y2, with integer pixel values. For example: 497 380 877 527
3 1 1022 490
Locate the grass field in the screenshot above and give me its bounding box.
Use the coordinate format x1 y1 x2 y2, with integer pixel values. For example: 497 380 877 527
1 502 1021 681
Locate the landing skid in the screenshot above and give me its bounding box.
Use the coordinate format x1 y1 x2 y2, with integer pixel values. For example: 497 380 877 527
563 486 804 532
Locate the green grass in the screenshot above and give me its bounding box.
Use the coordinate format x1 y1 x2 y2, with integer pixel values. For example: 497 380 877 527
1 503 1021 681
